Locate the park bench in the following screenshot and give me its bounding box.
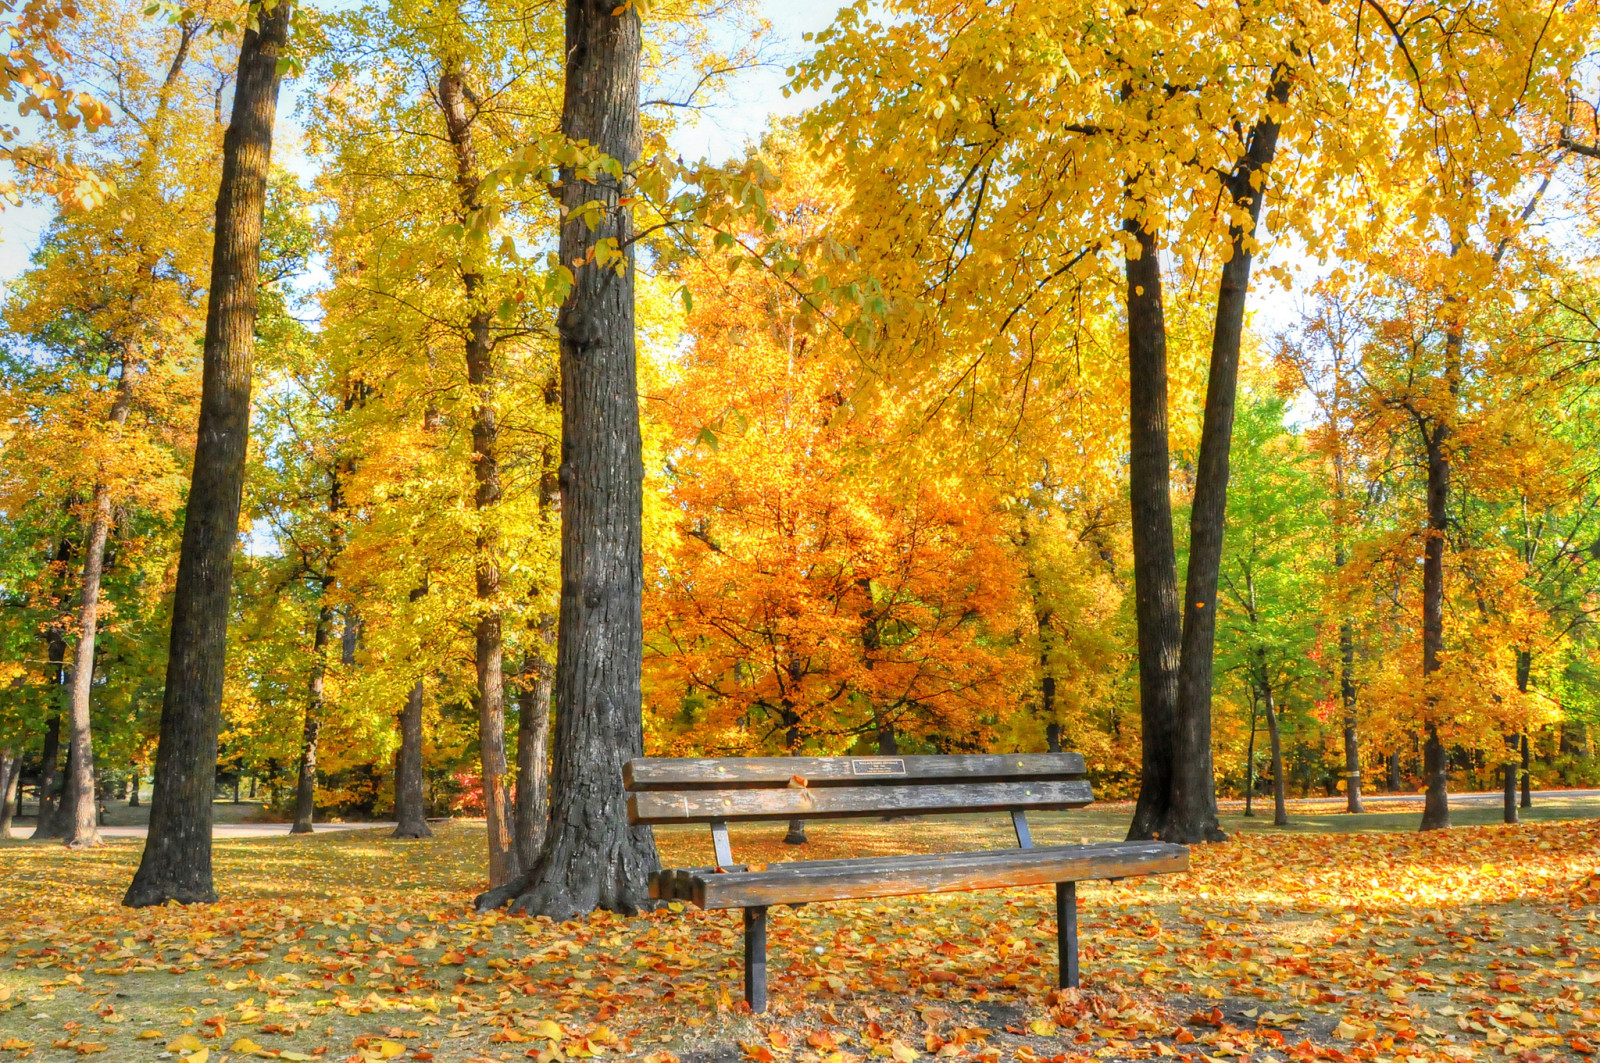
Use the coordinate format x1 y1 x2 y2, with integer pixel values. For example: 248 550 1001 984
625 753 1189 1012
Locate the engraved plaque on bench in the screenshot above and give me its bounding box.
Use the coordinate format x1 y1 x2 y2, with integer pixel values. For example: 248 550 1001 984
850 757 906 776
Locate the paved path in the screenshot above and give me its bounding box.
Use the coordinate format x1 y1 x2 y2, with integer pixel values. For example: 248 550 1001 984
28 821 399 841
1218 789 1600 808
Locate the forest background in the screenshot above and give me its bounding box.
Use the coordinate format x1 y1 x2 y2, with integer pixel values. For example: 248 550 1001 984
1 0 1599 883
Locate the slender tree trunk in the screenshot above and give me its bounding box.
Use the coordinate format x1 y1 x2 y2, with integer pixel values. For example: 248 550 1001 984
0 749 17 838
437 65 515 888
1338 616 1363 814
1243 691 1258 817
392 677 433 838
1520 732 1532 808
1257 661 1288 827
1123 215 1183 844
1503 734 1519 825
128 762 141 807
124 1 291 907
480 0 657 916
782 705 807 845
1418 418 1451 831
291 597 334 834
62 385 133 849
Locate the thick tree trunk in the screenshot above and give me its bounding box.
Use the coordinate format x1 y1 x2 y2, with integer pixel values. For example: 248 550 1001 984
34 712 63 838
479 0 657 917
437 66 515 888
291 597 334 834
392 677 433 838
1421 723 1450 830
514 653 553 868
123 1 290 907
1123 216 1183 844
781 705 807 845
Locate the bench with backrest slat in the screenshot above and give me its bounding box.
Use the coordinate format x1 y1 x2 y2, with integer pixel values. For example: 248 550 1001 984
626 753 1187 1013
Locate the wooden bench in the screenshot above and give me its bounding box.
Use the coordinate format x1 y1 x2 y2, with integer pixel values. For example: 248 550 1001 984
625 753 1188 1012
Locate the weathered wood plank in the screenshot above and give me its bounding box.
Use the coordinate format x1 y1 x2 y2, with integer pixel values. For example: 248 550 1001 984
629 779 1094 825
624 753 1087 791
689 842 1189 909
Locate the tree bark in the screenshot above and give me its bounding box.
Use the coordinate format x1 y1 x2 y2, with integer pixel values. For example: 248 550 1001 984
1520 732 1532 808
1421 723 1449 830
1417 422 1450 831
1123 215 1184 844
392 677 433 838
1243 690 1258 817
1257 659 1288 827
514 652 552 868
1338 614 1363 814
437 65 515 888
291 595 334 834
128 762 141 807
0 749 17 838
478 0 657 917
1502 736 1519 825
124 0 291 907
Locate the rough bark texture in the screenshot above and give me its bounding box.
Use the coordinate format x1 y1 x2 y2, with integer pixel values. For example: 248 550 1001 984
437 65 515 889
1123 217 1183 844
514 656 552 869
393 678 433 838
291 596 334 834
479 0 658 917
123 1 289 907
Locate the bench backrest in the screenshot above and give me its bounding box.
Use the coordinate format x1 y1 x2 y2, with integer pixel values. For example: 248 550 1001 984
624 753 1093 826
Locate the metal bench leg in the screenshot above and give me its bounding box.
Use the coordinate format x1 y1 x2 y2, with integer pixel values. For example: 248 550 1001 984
744 906 768 1013
1056 882 1079 989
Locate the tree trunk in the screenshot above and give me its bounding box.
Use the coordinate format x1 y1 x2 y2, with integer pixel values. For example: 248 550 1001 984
128 762 141 807
1123 215 1184 844
1421 723 1450 830
291 597 334 834
1417 417 1451 831
62 394 133 849
781 705 807 845
0 749 17 839
514 650 553 868
1339 614 1363 813
478 0 656 917
393 678 433 838
123 1 291 907
34 712 63 838
1502 735 1519 825
436 65 515 889
1520 732 1532 809
1258 666 1288 827
1243 690 1258 817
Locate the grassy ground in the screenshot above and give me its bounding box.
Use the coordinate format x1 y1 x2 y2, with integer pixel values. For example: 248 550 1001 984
1 800 1598 1063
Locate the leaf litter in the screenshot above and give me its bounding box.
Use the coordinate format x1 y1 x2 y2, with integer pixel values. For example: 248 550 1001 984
1 816 1597 1063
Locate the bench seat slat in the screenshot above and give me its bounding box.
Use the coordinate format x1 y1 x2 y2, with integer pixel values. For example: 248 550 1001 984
629 779 1093 825
687 842 1189 909
625 753 1086 791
